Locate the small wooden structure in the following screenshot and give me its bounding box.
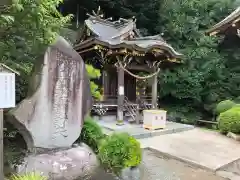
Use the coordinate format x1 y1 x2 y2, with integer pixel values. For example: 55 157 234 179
206 7 240 36
74 7 182 124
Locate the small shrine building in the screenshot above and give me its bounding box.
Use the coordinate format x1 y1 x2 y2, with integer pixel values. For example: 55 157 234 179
74 8 182 124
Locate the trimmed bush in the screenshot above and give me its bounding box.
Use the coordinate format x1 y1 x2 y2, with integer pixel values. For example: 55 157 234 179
215 100 236 115
78 116 104 153
98 132 142 175
10 172 47 180
124 135 142 167
218 107 240 134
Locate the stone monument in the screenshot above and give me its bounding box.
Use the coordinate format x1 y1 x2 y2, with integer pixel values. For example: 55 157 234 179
7 36 98 179
8 36 92 149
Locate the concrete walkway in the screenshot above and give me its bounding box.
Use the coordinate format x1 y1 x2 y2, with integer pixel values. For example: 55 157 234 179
97 120 194 139
139 128 240 172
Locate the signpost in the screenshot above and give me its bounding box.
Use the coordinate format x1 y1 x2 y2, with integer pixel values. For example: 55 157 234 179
0 64 18 180
0 108 3 180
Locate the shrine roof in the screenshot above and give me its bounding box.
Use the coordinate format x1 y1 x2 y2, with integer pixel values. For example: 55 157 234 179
75 36 182 58
206 7 240 36
84 15 139 40
75 9 182 59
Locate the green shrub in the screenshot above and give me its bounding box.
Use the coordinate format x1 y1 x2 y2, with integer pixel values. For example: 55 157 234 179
215 100 236 115
98 132 142 175
78 116 104 153
9 172 47 180
218 107 240 134
124 135 142 167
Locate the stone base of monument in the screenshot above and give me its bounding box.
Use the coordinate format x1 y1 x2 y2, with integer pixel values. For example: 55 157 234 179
17 143 99 180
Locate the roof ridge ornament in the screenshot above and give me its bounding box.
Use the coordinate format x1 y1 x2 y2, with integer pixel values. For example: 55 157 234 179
87 6 104 19
87 7 135 26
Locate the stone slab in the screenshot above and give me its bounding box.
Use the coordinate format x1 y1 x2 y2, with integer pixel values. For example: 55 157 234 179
218 158 240 175
216 157 240 179
96 120 194 139
216 171 240 180
139 128 240 171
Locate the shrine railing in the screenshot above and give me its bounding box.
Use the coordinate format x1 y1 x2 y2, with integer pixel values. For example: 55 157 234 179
138 95 152 109
92 95 118 116
123 96 139 123
91 95 158 118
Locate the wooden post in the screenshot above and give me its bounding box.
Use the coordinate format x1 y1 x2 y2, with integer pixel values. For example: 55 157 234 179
151 68 159 109
0 108 3 180
102 71 108 100
117 66 124 125
136 85 141 124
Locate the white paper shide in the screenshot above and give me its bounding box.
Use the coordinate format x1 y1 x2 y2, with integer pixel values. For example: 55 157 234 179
119 86 124 95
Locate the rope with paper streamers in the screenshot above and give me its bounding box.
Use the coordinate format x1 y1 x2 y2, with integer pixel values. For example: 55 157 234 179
115 56 160 80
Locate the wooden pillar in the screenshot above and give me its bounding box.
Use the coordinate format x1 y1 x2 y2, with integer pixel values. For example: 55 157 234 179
0 109 3 180
151 68 159 109
102 71 109 100
117 66 124 125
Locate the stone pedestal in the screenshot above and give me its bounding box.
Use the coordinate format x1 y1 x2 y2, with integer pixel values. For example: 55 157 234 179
17 144 98 180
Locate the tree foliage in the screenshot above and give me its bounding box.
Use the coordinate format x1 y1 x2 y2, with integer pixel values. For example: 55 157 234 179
1 0 72 174
1 0 240 117
62 0 160 34
0 0 72 101
86 64 102 99
155 0 239 118
0 0 72 68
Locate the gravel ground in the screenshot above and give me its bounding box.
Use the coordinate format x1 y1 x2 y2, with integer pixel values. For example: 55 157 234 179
140 150 226 180
89 149 226 180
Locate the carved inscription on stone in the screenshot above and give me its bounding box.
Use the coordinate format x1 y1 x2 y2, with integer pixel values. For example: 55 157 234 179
51 50 77 142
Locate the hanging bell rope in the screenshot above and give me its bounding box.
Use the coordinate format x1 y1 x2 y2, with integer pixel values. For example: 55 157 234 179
116 56 160 80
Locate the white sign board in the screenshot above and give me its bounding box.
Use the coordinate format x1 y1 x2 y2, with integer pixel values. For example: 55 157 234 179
0 73 15 108
118 86 124 95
